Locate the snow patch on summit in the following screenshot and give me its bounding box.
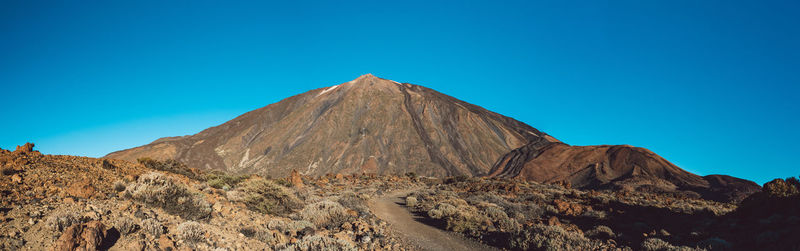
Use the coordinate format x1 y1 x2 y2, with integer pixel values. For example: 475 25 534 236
317 85 339 96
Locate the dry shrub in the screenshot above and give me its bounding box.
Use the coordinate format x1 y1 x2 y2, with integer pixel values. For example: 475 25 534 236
137 158 200 179
641 238 699 251
141 218 164 237
124 172 212 220
46 211 81 233
177 221 206 243
585 225 615 240
299 200 353 229
234 178 303 216
114 217 139 235
239 226 275 244
405 196 417 207
337 192 369 215
511 224 604 251
283 234 357 251
113 180 127 192
204 171 249 190
267 219 315 235
427 203 489 236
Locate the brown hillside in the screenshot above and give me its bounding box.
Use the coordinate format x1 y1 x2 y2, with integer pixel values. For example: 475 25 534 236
107 74 558 178
489 142 759 202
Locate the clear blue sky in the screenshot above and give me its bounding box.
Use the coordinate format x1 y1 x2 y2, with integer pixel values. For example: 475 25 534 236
1 1 798 185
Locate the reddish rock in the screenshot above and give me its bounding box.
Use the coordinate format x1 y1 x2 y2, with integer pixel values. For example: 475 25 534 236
547 216 560 226
553 199 585 216
52 220 107 251
14 142 35 154
289 169 304 188
67 180 96 199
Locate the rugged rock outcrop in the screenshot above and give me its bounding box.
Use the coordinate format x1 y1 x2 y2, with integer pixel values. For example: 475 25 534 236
52 221 112 251
106 74 558 178
488 142 760 202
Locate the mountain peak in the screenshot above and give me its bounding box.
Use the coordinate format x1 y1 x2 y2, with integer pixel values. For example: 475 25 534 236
348 73 391 84
107 75 551 178
338 73 403 91
358 73 376 79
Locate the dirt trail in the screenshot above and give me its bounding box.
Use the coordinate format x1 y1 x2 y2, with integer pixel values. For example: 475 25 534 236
369 189 498 251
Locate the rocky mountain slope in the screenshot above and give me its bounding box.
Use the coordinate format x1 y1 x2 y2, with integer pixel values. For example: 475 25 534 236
488 142 760 202
107 74 558 178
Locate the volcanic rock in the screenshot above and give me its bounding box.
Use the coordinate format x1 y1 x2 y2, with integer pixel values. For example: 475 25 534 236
52 220 108 251
106 74 557 178
489 143 760 202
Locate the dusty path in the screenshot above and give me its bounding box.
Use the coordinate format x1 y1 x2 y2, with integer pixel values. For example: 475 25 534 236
369 189 498 251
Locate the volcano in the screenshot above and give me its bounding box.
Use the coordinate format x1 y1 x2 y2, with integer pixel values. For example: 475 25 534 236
107 74 558 178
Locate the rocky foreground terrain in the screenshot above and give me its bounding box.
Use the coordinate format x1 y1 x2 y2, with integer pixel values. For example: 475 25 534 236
1 143 416 250
2 143 798 250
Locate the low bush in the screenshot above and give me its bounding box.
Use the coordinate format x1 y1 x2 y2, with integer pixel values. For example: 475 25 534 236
113 180 127 192
337 192 369 216
239 226 275 244
299 200 353 229
283 234 357 251
641 237 699 251
114 217 139 235
267 219 315 235
141 218 164 237
427 203 489 236
405 196 417 207
177 221 206 243
585 225 615 240
45 211 80 233
137 157 200 180
511 224 604 251
123 172 212 220
234 177 303 216
204 171 249 190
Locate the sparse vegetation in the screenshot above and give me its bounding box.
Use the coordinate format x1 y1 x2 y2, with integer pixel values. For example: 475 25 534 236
141 218 164 237
299 200 354 229
284 234 358 251
3 144 797 251
137 157 200 180
511 224 604 251
232 177 303 216
115 217 139 235
641 238 697 251
337 192 369 216
404 196 417 207
45 211 80 233
123 172 212 220
113 180 127 192
268 219 315 235
204 171 249 190
177 221 206 243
